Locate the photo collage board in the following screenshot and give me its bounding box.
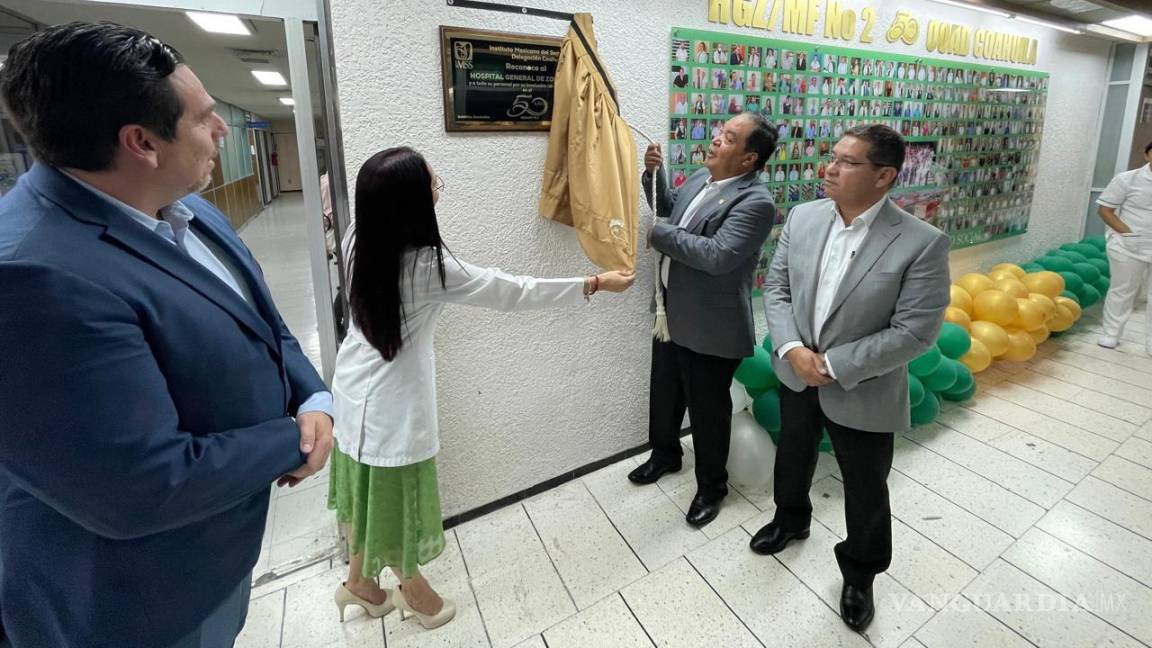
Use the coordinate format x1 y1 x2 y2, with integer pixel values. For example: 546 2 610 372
668 28 1050 291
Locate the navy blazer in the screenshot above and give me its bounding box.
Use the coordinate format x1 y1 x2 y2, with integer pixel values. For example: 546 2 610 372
0 164 326 647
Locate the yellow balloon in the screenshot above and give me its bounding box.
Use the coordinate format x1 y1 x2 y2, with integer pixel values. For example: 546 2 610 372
1028 326 1050 345
950 285 974 315
960 337 993 373
995 278 1030 299
1013 298 1047 331
973 290 1019 326
1002 327 1038 362
1027 293 1056 320
957 273 995 298
990 263 1026 279
1054 296 1082 322
970 320 1010 357
988 270 1018 284
1023 271 1065 299
945 306 972 331
1049 304 1075 332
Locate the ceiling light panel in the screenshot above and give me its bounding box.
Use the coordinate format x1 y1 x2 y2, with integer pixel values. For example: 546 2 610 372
251 71 287 86
1101 15 1152 37
186 12 251 36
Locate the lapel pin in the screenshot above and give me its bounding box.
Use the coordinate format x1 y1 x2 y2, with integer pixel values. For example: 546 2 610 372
719 199 726 204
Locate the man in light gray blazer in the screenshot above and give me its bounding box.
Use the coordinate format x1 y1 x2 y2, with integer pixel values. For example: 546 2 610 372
628 112 777 528
751 125 950 632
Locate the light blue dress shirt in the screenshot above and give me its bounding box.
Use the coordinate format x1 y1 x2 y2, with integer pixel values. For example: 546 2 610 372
65 173 333 419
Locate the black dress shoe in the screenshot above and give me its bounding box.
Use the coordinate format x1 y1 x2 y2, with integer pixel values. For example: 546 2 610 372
685 493 723 527
840 583 874 632
748 521 810 555
627 458 681 485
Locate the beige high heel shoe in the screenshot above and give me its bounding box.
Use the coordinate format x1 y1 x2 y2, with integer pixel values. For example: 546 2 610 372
335 582 395 621
394 586 456 629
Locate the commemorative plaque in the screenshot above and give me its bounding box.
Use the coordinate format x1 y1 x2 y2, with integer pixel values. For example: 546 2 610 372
440 26 563 132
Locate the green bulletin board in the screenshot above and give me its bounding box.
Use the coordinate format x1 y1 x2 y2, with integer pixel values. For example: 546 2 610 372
668 27 1049 291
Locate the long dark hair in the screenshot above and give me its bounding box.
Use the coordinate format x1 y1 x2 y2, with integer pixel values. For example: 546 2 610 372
348 147 447 360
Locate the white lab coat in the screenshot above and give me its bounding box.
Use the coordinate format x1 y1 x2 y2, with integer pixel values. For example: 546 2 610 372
332 233 585 467
1097 164 1152 347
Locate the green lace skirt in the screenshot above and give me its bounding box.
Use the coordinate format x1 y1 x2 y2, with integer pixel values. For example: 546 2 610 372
327 446 446 579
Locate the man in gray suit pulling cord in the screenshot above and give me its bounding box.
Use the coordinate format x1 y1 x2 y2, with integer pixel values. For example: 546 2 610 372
628 112 777 528
751 124 951 633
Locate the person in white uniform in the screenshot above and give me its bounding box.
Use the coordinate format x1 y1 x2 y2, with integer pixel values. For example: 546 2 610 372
1096 141 1152 354
327 147 634 630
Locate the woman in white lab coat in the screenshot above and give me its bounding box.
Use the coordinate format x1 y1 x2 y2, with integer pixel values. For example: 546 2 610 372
1097 142 1152 354
327 147 633 629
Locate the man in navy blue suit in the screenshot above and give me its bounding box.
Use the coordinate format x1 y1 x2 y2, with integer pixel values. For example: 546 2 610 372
0 23 333 647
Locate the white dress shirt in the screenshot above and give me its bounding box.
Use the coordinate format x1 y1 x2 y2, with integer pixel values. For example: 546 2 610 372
660 175 741 287
777 197 887 379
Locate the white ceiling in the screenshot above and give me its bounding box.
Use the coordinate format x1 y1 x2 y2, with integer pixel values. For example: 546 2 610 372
0 0 323 119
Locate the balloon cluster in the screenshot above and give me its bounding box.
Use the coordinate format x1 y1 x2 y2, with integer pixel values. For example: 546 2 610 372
725 236 1107 486
908 322 975 426
730 334 830 454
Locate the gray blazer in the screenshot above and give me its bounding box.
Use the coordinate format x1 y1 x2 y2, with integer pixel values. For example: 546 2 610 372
762 198 951 432
646 167 775 359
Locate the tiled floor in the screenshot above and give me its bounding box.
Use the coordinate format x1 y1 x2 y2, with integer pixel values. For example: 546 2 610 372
235 301 1152 648
238 193 342 579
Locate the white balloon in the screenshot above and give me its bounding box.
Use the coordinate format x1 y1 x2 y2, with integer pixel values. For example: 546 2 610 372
730 380 751 414
726 411 776 490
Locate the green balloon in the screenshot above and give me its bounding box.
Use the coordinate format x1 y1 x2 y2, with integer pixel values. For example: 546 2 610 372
922 359 958 392
1083 236 1106 251
1060 290 1080 305
1072 243 1103 259
936 322 972 359
909 346 943 377
948 360 974 394
1037 255 1074 273
752 389 782 433
942 383 977 402
1059 271 1084 295
1095 276 1110 295
1055 249 1090 265
819 428 833 453
1020 262 1045 273
735 346 778 390
911 390 941 425
1079 284 1100 307
746 385 773 400
1072 262 1101 285
761 333 774 353
909 373 925 408
1087 257 1110 279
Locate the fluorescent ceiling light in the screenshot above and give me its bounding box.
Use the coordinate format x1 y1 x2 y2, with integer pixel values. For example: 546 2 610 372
279 97 295 106
1014 15 1082 34
185 11 250 36
1101 15 1152 37
931 0 1012 18
251 71 287 86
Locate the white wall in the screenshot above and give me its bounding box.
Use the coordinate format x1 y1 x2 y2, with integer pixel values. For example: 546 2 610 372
330 0 1111 516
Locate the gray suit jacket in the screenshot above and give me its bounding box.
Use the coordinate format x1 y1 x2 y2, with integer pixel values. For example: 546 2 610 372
762 198 951 432
646 167 775 359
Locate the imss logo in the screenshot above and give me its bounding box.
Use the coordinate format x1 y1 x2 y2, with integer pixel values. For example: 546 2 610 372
453 41 474 69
